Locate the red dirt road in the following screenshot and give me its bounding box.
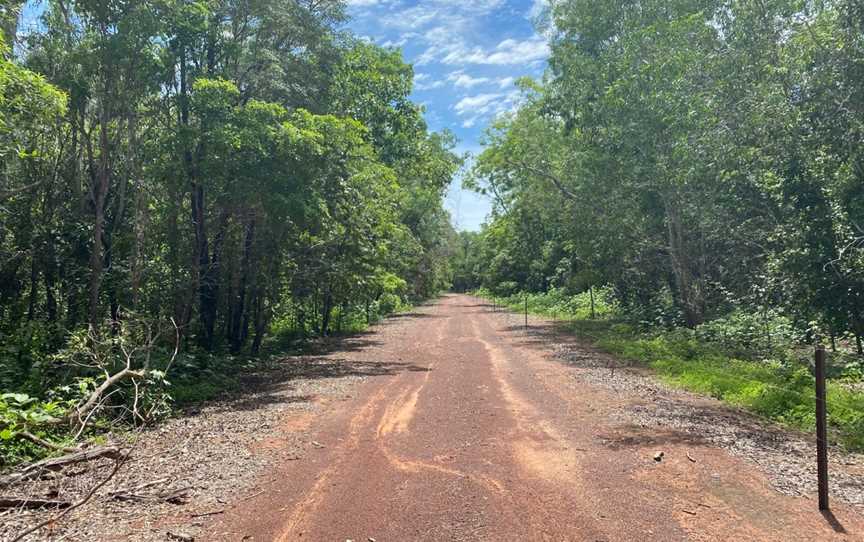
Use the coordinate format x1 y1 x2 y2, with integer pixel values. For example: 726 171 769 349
202 295 864 541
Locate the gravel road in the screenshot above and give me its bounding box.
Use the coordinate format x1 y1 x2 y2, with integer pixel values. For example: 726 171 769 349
4 294 863 541
204 295 864 541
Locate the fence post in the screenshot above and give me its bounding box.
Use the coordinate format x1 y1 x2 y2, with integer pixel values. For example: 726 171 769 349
524 294 528 330
815 345 829 511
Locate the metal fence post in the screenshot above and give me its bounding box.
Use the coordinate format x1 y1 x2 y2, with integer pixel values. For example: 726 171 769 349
815 345 829 511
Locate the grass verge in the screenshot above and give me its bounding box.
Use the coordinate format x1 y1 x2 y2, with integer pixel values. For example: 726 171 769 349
480 291 864 452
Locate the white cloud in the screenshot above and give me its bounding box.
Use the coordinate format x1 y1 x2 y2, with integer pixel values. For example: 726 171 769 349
447 71 490 89
414 73 445 91
529 0 549 19
347 0 542 132
497 76 515 89
380 37 407 48
377 4 441 30
454 93 503 116
416 80 446 91
453 90 523 127
420 34 550 67
467 37 550 65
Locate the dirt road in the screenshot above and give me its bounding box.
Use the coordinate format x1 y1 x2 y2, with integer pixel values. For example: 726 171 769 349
202 295 863 541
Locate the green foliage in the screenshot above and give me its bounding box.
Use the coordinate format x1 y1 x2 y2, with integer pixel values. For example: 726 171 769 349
459 0 864 451
478 286 617 320
466 0 864 344
602 333 864 451
0 389 72 467
0 0 462 469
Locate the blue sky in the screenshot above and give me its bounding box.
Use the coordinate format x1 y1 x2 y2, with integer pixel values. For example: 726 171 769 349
343 0 549 230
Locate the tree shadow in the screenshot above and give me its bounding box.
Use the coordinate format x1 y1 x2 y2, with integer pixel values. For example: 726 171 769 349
386 312 443 319
597 423 710 450
821 509 848 534
200 357 431 415
499 324 573 349
299 332 383 356
191 310 435 416
211 393 318 413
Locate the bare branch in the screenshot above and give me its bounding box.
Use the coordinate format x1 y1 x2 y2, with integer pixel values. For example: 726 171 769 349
10 456 125 542
503 158 578 200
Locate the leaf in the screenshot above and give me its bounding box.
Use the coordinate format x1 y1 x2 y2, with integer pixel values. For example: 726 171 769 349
2 393 34 405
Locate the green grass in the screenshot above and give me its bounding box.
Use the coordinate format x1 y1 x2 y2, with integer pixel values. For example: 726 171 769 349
477 290 864 451
598 328 864 450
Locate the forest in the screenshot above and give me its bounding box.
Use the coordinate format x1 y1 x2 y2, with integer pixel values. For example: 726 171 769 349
453 0 864 446
0 0 460 465
3 1 864 538
2 0 864 469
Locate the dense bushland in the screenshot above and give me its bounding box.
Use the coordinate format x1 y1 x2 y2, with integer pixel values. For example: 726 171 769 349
462 0 864 344
0 1 459 465
459 0 864 447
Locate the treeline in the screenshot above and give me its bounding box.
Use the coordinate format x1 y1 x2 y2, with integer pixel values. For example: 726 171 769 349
0 0 459 393
458 0 864 351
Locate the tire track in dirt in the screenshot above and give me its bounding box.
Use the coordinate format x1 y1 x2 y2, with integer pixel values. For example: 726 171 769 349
201 295 864 541
469 317 584 486
276 384 392 540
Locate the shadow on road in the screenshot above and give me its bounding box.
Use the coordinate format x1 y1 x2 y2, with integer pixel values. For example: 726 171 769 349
207 358 431 414
386 312 443 319
598 424 709 450
186 312 434 417
822 509 848 534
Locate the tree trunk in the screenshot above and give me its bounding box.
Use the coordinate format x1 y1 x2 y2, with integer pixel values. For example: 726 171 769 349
664 195 703 327
230 216 254 353
250 291 266 356
44 260 57 324
88 98 111 329
321 291 333 336
179 47 218 350
88 177 106 328
0 0 24 45
26 253 38 321
129 114 146 309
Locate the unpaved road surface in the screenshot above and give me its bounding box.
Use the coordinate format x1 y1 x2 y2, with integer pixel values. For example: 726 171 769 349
202 295 864 541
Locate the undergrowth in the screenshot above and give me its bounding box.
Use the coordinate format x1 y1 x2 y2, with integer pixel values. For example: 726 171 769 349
1 295 418 469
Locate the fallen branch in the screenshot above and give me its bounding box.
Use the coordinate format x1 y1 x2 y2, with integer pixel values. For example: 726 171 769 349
63 366 145 428
10 455 125 542
15 431 78 454
108 477 169 499
111 485 191 505
0 497 72 510
190 509 224 518
10 420 157 542
0 447 126 488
